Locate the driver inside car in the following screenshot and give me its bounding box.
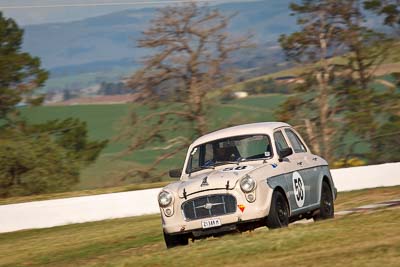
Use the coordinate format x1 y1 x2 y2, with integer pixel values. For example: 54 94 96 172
204 146 241 166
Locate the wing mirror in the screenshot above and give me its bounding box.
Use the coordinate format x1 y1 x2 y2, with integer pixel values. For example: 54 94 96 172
169 169 182 178
278 147 293 162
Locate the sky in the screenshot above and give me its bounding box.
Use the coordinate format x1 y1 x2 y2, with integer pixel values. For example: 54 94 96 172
0 0 258 25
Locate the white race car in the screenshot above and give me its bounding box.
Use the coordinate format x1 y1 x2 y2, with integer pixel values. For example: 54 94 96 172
158 122 336 248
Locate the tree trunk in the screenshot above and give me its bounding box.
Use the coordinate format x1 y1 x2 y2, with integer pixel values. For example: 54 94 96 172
304 119 321 155
317 22 335 163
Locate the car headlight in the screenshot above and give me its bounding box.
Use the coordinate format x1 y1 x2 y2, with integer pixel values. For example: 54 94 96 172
158 191 173 207
240 175 256 193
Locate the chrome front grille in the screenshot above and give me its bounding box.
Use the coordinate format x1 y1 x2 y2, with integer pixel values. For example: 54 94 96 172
182 194 237 220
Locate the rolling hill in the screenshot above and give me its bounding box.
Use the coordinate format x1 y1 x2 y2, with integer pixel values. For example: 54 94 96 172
21 0 296 93
23 1 295 69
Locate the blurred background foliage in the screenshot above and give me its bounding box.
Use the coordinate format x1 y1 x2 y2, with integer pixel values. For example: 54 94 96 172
0 0 399 197
0 13 107 197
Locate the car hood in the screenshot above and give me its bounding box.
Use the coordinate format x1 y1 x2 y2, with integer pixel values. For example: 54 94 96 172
177 164 258 198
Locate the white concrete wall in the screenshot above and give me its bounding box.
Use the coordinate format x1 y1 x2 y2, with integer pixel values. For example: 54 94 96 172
0 162 399 233
0 188 161 233
332 162 400 192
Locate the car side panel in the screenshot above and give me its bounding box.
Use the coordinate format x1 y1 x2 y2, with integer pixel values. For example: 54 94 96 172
288 165 334 216
299 166 319 205
314 165 336 202
266 174 290 193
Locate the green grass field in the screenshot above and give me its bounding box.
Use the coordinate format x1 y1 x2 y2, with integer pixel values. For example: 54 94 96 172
0 186 399 267
21 104 129 143
19 94 288 189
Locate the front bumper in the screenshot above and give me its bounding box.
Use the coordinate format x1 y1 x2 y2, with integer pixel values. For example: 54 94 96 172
161 183 274 234
168 217 266 239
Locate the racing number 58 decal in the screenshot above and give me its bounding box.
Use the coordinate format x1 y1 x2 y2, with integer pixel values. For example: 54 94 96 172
292 171 305 207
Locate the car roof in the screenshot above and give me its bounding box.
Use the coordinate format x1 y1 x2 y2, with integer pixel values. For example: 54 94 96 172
191 122 290 147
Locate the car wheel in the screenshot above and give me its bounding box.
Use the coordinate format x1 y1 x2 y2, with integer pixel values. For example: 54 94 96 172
266 190 289 229
163 231 189 249
314 181 334 221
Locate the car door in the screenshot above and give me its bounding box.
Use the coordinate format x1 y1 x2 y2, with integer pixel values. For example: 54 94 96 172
272 129 300 214
282 128 319 212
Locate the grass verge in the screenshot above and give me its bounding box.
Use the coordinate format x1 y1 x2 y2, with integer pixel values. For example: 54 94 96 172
0 186 399 266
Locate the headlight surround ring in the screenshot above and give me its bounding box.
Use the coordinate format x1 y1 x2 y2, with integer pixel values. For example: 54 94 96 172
158 190 173 207
240 175 256 193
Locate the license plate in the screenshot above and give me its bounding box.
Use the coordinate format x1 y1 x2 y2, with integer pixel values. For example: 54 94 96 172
201 218 221 229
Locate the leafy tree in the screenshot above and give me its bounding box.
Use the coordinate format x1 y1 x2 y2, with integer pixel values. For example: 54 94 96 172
344 1 400 163
28 118 108 164
123 3 251 179
278 0 346 162
278 0 399 163
364 0 400 27
335 1 394 146
0 118 108 197
0 12 48 124
0 13 107 196
0 133 79 197
364 0 400 116
373 115 400 163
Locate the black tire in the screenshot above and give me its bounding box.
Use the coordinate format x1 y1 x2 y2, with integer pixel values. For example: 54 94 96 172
163 231 188 249
313 181 334 221
266 190 289 229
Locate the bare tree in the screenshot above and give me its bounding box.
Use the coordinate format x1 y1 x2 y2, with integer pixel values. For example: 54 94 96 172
278 0 345 162
120 3 251 180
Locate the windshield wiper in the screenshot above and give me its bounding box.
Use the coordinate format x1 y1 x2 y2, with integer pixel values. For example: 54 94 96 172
194 159 243 172
200 165 215 170
214 161 237 166
236 157 246 164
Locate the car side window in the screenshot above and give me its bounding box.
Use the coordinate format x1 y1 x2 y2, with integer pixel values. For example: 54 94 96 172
285 129 307 153
273 130 289 155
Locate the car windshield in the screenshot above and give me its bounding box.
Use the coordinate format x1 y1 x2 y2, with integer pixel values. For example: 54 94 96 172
187 134 272 173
